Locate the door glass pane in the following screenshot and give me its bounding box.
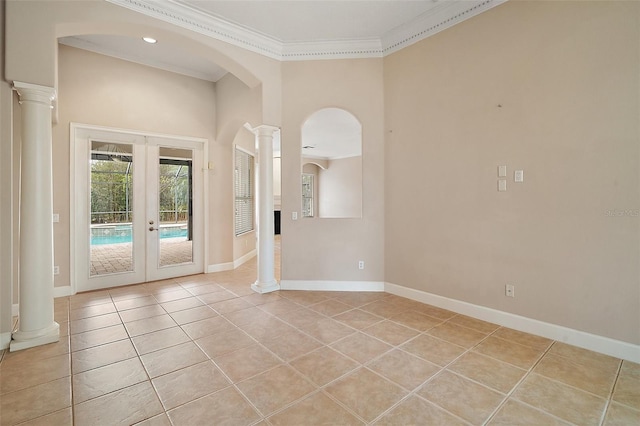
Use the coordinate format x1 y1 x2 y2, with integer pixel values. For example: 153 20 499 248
90 141 134 276
158 148 193 267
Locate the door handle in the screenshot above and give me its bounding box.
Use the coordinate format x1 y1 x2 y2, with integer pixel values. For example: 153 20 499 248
149 220 154 225
149 227 158 231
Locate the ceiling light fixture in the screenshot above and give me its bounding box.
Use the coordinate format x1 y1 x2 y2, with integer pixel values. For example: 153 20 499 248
142 37 157 44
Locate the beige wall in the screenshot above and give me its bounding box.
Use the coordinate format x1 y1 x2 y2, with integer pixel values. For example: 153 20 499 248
281 59 385 282
384 1 640 344
54 45 217 285
318 156 362 218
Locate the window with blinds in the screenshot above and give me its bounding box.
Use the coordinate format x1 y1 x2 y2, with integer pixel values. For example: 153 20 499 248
235 148 254 235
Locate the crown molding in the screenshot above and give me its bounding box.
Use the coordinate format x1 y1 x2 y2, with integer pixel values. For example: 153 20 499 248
106 0 508 61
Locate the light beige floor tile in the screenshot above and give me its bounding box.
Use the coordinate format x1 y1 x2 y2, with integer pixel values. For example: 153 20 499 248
74 381 163 425
170 305 218 325
473 336 545 369
70 312 122 335
119 304 166 323
72 338 137 374
548 342 620 373
291 346 359 386
401 334 466 367
114 295 158 311
131 326 191 355
124 314 177 337
334 292 388 308
69 291 111 309
152 288 192 303
447 315 500 334
73 357 148 403
167 386 260 425
612 370 640 409
360 299 407 318
223 306 273 327
620 360 640 379
325 368 407 422
213 343 282 382
197 289 237 304
363 320 420 346
278 308 326 329
186 283 225 296
70 324 128 352
410 304 457 321
280 291 330 306
418 370 505 425
449 352 526 393
134 413 172 426
604 402 640 426
390 311 443 332
69 302 116 321
0 377 71 425
209 297 254 314
140 341 207 378
369 349 441 390
181 315 235 340
241 291 283 306
1 353 70 394
331 332 392 364
512 373 607 425
375 395 467 426
488 399 571 425
261 327 322 361
152 361 230 410
18 407 73 426
237 365 316 416
334 309 383 330
426 322 488 348
535 353 618 397
58 321 70 337
492 328 553 351
159 296 204 313
258 299 302 316
308 299 354 316
269 391 364 426
299 318 356 345
109 286 151 302
196 328 255 358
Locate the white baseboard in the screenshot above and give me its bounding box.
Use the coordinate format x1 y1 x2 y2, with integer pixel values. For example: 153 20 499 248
53 286 73 298
280 280 385 292
385 282 640 364
12 303 18 317
207 249 256 273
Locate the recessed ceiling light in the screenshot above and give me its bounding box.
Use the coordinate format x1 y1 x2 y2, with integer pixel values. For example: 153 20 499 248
142 37 157 44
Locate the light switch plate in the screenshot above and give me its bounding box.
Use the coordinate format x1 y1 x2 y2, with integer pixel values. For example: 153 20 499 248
498 165 507 177
515 170 524 182
498 179 507 192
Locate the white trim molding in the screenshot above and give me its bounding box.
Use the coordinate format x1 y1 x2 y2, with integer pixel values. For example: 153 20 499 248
280 280 385 292
106 0 507 61
12 303 18 317
0 332 11 350
207 249 256 273
53 286 74 298
385 282 640 364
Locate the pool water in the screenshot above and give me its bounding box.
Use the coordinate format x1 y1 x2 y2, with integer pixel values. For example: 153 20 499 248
91 225 187 245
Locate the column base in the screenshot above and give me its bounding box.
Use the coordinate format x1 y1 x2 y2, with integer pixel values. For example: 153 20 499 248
10 322 60 352
252 280 280 294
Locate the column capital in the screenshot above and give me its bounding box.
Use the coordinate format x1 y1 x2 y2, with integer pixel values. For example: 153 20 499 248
13 81 56 106
243 123 280 137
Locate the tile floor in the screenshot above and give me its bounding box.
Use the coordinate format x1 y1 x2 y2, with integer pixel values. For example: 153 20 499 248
1 265 638 425
91 239 193 276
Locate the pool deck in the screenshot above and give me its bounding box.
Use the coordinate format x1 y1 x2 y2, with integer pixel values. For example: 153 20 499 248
90 238 193 275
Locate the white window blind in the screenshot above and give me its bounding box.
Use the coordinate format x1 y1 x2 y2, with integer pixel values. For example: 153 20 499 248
235 148 254 235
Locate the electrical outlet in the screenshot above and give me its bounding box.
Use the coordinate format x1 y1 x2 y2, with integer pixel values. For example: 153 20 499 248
505 284 515 297
358 261 365 270
54 266 60 275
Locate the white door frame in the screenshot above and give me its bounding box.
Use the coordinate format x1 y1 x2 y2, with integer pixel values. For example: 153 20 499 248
70 123 208 294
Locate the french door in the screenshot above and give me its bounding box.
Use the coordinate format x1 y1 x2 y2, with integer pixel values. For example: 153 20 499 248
72 125 205 292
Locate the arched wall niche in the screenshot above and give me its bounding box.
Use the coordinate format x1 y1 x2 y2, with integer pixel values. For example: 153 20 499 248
300 107 362 219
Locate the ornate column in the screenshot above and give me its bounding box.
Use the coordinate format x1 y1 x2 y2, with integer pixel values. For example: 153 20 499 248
250 125 280 294
10 82 59 351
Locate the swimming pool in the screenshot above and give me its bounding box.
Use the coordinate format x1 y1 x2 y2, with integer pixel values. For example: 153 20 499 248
91 224 187 245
